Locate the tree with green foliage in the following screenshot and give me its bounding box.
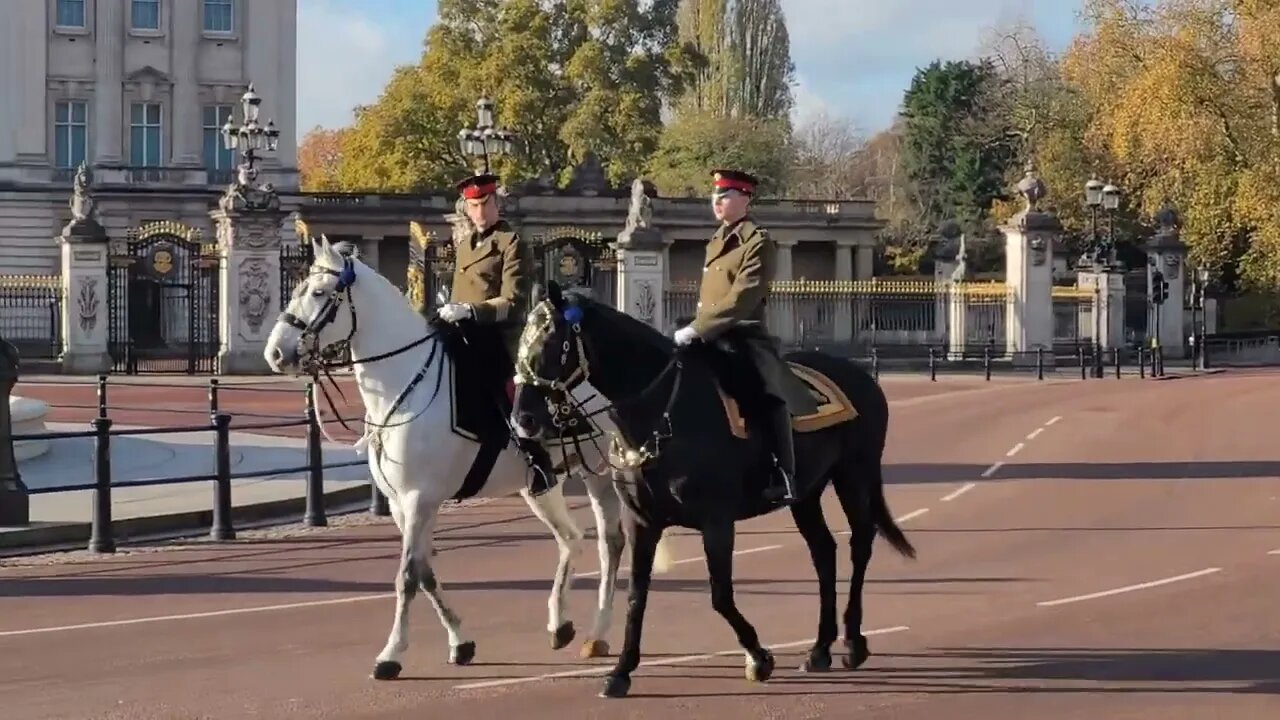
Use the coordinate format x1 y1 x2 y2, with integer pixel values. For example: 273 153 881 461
337 0 687 192
898 59 1018 236
646 111 792 196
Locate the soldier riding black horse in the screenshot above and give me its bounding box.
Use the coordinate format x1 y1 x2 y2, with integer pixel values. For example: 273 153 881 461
510 282 918 699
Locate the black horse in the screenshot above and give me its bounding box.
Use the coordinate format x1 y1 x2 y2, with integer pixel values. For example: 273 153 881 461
510 282 917 699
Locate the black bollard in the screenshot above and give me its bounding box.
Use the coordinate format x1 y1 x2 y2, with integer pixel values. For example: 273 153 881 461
304 382 327 527
88 417 115 553
210 413 235 541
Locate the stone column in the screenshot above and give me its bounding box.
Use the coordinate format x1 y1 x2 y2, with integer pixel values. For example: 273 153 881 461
930 221 965 358
833 239 855 344
170 0 202 166
775 238 795 280
210 185 285 374
94 0 125 164
1145 204 1188 358
58 164 112 373
1001 164 1059 364
1076 269 1126 350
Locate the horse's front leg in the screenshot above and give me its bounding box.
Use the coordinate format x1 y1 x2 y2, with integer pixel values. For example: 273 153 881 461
701 517 774 683
371 494 429 680
600 517 663 699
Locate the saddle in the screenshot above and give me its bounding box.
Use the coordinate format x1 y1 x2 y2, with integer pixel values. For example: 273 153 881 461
687 324 856 440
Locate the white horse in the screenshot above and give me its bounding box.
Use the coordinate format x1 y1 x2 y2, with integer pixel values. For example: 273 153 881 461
263 236 635 680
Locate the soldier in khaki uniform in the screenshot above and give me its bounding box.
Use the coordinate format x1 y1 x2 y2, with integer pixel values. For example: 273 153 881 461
673 169 819 503
437 173 557 496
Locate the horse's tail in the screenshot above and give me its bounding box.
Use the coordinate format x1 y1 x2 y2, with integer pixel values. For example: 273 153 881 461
869 467 916 559
652 530 675 574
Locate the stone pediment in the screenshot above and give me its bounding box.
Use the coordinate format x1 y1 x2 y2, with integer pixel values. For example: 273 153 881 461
126 66 173 85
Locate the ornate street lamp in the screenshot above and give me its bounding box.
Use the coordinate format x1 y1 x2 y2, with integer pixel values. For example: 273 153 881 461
1082 175 1104 267
457 96 518 174
220 83 280 190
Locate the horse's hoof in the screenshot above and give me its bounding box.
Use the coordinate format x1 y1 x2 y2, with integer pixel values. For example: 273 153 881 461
746 649 775 682
580 639 611 659
841 636 870 670
599 673 631 698
371 660 402 680
551 621 576 650
799 648 832 672
451 641 477 666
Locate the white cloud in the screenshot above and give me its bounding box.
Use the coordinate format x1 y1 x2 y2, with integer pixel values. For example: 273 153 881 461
779 0 1077 131
790 73 833 126
295 0 417 133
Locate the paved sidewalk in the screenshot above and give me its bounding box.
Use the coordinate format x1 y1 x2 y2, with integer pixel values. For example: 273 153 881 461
2 421 372 550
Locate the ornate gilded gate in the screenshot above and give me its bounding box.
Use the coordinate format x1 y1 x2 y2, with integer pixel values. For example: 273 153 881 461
108 221 221 374
404 222 617 317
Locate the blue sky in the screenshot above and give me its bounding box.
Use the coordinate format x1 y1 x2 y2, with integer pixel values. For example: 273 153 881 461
297 0 1092 138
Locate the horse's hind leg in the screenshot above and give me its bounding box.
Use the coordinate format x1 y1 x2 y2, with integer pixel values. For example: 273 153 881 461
789 483 839 673
417 505 475 665
832 457 877 670
521 479 584 651
700 519 775 684
580 473 625 659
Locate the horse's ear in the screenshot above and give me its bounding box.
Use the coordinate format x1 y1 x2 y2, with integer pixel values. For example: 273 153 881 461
546 280 563 308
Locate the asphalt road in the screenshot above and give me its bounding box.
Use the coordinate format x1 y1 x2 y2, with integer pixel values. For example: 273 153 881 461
2 371 1278 719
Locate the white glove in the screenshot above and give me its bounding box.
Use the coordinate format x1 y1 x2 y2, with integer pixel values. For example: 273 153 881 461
673 325 699 346
438 303 473 323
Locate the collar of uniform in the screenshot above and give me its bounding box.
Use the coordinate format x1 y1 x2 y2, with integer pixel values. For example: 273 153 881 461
718 216 750 240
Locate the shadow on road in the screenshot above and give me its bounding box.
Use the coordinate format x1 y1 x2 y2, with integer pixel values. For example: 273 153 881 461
621 646 1280 698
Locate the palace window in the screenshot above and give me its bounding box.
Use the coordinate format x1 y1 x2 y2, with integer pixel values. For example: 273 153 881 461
202 105 235 172
54 101 89 169
203 0 233 33
56 0 86 28
130 102 163 167
131 0 161 30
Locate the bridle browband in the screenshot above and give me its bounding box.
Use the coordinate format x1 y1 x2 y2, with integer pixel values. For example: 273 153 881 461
514 299 684 475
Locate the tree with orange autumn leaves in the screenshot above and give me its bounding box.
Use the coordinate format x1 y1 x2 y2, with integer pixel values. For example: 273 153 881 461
297 126 348 192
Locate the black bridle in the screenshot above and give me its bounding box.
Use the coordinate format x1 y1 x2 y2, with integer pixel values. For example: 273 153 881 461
279 259 438 438
514 299 684 476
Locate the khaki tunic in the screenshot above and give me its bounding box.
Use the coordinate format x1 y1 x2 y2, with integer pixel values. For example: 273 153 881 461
689 218 818 416
449 219 535 359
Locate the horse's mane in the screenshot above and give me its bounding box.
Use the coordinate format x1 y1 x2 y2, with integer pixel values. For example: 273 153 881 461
564 287 675 358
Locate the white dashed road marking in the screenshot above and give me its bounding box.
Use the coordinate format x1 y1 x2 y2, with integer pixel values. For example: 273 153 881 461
941 482 976 502
1036 567 1222 607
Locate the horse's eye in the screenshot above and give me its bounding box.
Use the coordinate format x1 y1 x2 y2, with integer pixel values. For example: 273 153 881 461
312 288 327 297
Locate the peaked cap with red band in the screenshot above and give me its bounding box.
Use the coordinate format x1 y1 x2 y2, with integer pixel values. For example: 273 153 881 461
711 169 758 195
456 173 500 200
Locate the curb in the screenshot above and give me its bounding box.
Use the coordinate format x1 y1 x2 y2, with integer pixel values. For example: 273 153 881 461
1150 368 1228 381
0 482 375 553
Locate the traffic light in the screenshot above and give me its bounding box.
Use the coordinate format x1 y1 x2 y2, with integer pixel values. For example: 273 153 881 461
1151 270 1168 306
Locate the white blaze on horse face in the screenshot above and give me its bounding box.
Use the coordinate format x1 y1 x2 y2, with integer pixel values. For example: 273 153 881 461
263 238 355 374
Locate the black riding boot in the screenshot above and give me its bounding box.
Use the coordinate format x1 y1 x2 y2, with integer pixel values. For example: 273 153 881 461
763 402 796 503
517 438 559 497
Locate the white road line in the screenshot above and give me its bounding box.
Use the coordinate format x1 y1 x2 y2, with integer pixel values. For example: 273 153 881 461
1035 567 1222 607
981 461 1004 478
0 593 397 638
1046 415 1062 426
839 508 930 536
1026 427 1044 440
895 508 930 523
941 483 976 502
1267 548 1280 556
1005 443 1025 457
573 544 784 580
0 544 790 638
453 625 912 691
